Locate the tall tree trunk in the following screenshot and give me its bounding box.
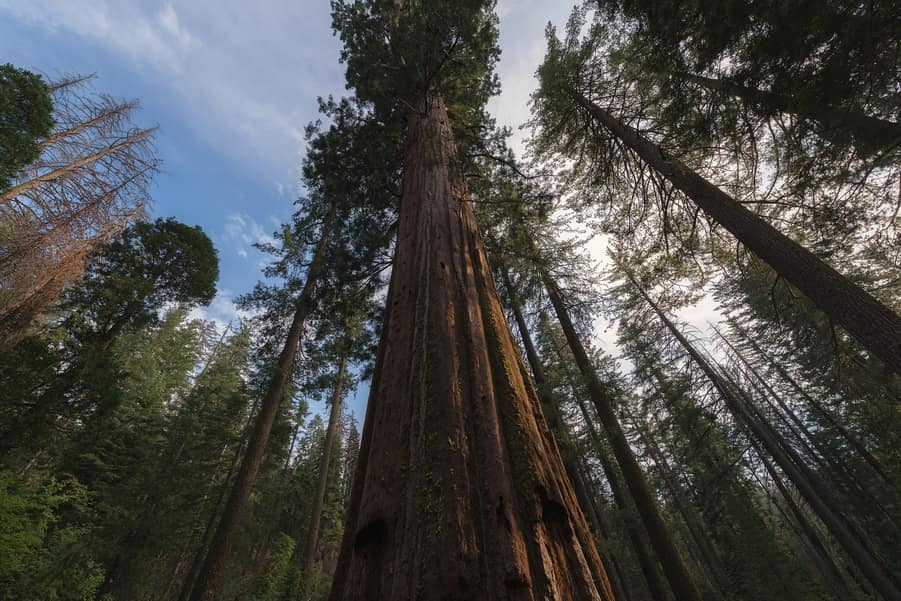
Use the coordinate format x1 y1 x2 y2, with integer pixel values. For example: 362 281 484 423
571 393 672 601
566 87 901 375
623 407 725 594
679 72 901 148
178 397 260 601
753 441 858 600
730 319 889 481
542 271 703 601
714 325 891 509
328 98 614 601
575 462 636 601
501 269 632 601
189 203 336 601
300 356 347 601
633 278 901 601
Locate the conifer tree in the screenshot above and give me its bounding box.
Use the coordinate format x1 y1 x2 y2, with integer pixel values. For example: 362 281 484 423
531 12 901 375
328 1 614 598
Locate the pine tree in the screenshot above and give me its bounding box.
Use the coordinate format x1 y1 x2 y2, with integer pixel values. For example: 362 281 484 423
531 13 901 375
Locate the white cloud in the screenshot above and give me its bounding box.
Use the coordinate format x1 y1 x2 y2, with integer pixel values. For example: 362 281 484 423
222 212 278 257
187 287 248 332
488 1 574 157
0 0 344 189
0 0 199 72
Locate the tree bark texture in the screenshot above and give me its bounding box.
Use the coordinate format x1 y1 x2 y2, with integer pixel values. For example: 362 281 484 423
567 87 901 376
189 203 336 601
571 395 671 601
327 97 614 601
501 270 631 601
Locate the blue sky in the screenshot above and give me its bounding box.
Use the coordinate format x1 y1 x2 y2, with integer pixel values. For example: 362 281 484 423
1 0 576 420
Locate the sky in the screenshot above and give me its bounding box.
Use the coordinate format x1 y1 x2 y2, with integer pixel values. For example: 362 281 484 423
0 0 580 421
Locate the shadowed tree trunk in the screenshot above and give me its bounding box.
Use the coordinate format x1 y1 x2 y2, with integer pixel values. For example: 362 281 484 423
729 319 889 481
570 388 671 601
633 277 901 601
566 87 901 375
542 270 703 601
623 406 726 595
189 203 337 601
327 97 614 601
679 72 901 148
177 398 260 601
501 268 632 601
753 441 858 600
300 355 347 601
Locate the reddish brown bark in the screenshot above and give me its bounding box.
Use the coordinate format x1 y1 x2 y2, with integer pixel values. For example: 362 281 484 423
561 372 670 601
502 269 632 601
328 97 614 601
189 203 336 601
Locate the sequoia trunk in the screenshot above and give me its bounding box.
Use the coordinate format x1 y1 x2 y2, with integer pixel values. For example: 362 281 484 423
327 98 614 601
502 269 632 601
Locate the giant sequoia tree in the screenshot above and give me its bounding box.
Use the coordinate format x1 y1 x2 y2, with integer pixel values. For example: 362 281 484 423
327 1 614 599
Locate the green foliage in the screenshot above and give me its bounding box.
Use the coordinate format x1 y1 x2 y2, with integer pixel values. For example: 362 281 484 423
331 0 499 127
243 533 296 601
0 64 54 191
0 470 103 601
62 217 219 347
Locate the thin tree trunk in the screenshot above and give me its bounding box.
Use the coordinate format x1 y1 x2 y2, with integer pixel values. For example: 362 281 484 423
752 441 858 601
730 319 889 481
634 278 901 601
624 408 725 593
714 324 892 511
574 397 672 601
189 203 336 601
177 397 260 601
576 461 636 601
328 97 614 601
543 271 703 601
567 87 901 375
300 355 347 601
679 72 901 148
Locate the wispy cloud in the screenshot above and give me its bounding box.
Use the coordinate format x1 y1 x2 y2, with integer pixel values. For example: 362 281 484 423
221 212 278 259
0 0 344 190
187 287 250 333
0 1 200 72
488 1 574 156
